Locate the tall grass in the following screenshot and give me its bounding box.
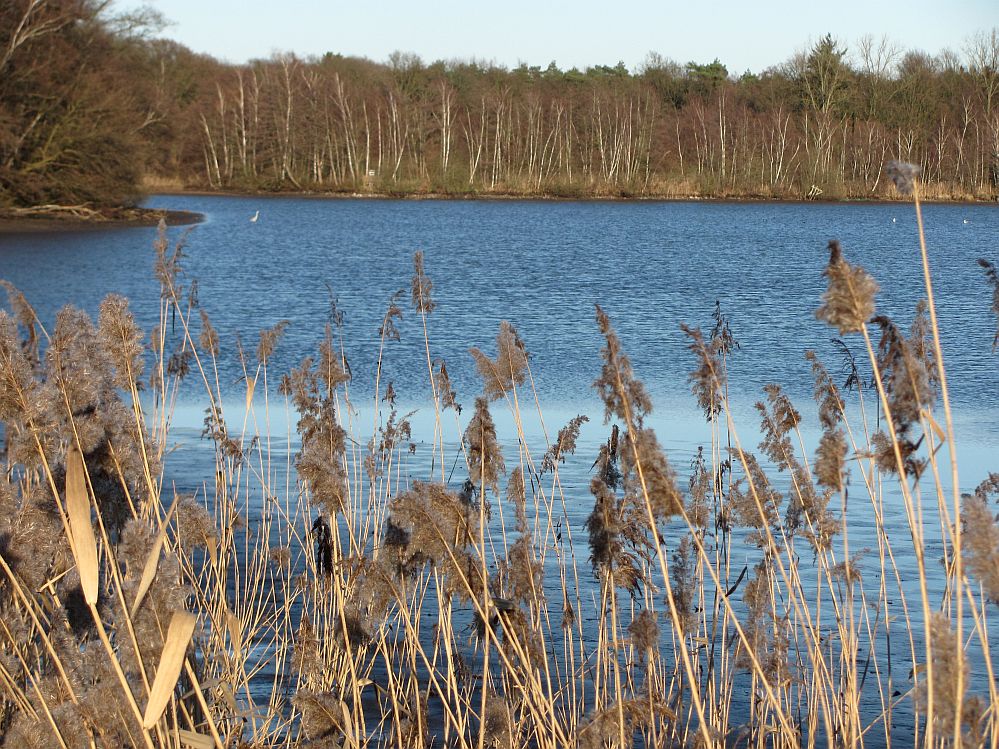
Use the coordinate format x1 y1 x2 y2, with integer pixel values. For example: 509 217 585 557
0 170 997 748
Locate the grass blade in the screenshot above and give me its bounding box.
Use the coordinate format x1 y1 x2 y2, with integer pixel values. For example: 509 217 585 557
178 729 214 749
143 610 197 729
65 444 99 605
130 492 182 617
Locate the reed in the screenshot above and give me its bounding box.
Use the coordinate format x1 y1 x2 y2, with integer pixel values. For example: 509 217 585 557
0 175 996 748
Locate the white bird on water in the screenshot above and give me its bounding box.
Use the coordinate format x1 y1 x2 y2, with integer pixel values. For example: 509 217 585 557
892 217 896 223
250 210 260 223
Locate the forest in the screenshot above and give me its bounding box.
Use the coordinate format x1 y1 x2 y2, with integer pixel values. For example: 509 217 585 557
1 0 998 208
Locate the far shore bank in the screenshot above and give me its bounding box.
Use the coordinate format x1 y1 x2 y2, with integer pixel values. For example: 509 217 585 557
147 183 999 206
2 186 995 236
0 207 203 235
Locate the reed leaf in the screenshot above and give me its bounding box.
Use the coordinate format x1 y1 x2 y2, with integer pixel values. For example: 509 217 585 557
177 729 214 749
225 608 242 653
65 443 99 605
245 374 256 410
143 610 197 729
130 493 182 617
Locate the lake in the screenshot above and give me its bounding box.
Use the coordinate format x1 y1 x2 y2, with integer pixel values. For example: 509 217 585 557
2 194 997 471
2 194 998 745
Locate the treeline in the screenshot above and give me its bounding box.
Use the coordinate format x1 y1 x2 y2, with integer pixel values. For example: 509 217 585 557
187 39 999 201
2 1 998 207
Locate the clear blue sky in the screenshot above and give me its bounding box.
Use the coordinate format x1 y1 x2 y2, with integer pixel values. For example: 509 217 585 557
118 0 997 74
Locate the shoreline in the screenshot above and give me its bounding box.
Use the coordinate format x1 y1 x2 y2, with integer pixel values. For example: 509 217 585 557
150 184 999 207
2 187 994 236
0 207 204 235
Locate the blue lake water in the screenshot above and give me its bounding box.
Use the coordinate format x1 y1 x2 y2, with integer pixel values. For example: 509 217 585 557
2 195 998 742
2 194 997 473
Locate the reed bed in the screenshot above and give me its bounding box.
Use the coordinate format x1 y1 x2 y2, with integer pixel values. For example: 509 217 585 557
0 166 997 748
